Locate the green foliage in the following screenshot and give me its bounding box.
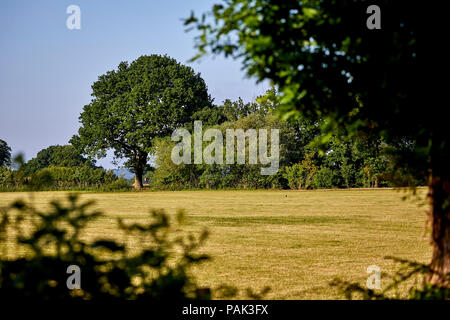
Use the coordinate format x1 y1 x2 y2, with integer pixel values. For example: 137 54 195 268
185 0 436 189
0 194 209 299
282 153 317 190
187 0 418 127
0 166 26 191
312 167 338 189
283 163 305 190
0 139 12 168
192 106 229 128
71 54 212 189
192 88 277 128
150 137 193 189
22 145 94 176
150 111 295 190
102 177 133 192
0 165 123 192
321 133 391 188
0 167 13 189
148 95 411 191
382 139 428 188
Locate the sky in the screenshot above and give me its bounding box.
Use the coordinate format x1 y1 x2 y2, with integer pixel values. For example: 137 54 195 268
0 0 268 169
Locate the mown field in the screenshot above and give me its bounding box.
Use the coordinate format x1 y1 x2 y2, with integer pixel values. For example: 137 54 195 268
0 188 431 299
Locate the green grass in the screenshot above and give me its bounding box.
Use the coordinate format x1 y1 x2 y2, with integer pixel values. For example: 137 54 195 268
0 188 431 299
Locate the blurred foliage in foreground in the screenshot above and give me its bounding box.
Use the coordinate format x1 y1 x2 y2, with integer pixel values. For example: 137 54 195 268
0 194 209 299
331 256 449 300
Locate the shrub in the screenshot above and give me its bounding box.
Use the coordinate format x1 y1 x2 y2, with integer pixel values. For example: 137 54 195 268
0 167 13 189
29 168 55 190
198 165 225 189
0 194 210 300
282 154 317 190
103 177 132 191
312 167 338 189
0 167 24 191
282 163 305 190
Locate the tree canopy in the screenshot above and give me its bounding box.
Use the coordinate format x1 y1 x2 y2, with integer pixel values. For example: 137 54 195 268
71 54 212 189
187 1 421 142
22 145 94 175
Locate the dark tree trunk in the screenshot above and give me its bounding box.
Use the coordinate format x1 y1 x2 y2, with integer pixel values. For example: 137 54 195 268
133 167 144 190
132 151 147 190
427 143 450 287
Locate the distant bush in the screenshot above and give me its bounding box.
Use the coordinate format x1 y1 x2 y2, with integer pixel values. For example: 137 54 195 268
149 113 297 190
0 166 119 191
0 167 13 188
312 167 338 189
102 177 132 191
282 154 317 190
283 163 305 190
0 167 25 191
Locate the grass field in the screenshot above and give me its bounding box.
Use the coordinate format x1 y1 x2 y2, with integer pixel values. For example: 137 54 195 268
0 188 431 299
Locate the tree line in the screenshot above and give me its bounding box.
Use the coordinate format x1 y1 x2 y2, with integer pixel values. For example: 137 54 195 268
0 54 426 194
1 82 426 192
0 144 130 191
1 88 424 192
146 89 425 190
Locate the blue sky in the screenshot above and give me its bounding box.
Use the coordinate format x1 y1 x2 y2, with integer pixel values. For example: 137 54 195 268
0 0 268 169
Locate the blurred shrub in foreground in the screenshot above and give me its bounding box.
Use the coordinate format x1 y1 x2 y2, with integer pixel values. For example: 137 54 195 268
0 194 209 300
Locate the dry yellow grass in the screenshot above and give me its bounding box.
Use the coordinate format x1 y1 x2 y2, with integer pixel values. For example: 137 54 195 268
0 188 431 299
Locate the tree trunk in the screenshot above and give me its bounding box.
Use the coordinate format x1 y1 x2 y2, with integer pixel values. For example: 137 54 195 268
132 151 147 190
133 168 143 190
427 149 450 287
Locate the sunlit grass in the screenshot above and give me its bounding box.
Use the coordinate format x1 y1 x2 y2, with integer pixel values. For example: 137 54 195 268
0 188 431 299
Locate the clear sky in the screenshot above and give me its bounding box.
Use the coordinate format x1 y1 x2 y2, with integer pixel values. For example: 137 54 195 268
0 0 268 169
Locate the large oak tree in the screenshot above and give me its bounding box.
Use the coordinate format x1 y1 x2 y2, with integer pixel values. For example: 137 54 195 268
72 55 212 189
186 0 449 286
